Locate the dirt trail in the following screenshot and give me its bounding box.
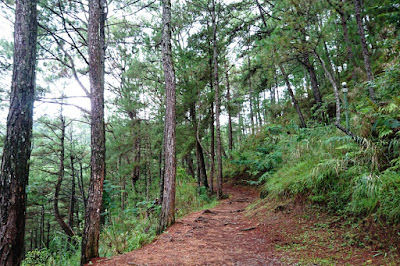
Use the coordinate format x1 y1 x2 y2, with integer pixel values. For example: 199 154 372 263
91 185 285 265
90 184 399 265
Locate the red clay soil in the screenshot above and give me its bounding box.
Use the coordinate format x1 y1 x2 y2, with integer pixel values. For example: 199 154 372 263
89 184 399 265
90 185 284 265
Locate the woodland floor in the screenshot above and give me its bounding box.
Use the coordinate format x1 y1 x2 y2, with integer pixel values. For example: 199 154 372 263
89 184 399 266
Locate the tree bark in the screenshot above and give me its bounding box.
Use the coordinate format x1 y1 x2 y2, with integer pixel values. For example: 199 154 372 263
354 0 375 102
211 0 223 199
158 0 177 233
81 0 106 264
279 64 307 128
0 1 37 265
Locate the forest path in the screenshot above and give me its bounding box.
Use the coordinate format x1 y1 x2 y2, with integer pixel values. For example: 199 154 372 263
90 184 285 265
89 184 397 265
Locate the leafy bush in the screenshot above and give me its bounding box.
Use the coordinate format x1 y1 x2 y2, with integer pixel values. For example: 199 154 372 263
22 249 51 266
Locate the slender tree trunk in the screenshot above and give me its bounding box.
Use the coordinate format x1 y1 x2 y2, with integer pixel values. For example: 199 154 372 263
256 96 262 126
146 134 152 202
339 0 354 64
248 57 255 134
30 230 33 251
225 64 233 151
158 0 177 233
313 51 362 142
81 0 106 263
0 1 37 265
40 205 45 249
212 0 223 199
197 141 208 186
301 52 322 105
208 37 215 192
209 102 215 191
46 221 50 248
147 134 153 188
354 0 375 102
119 156 126 211
130 117 141 189
69 155 76 231
190 105 207 188
238 101 244 142
54 115 75 239
158 149 164 203
34 227 38 249
279 64 307 128
185 154 195 179
327 0 354 64
78 160 87 211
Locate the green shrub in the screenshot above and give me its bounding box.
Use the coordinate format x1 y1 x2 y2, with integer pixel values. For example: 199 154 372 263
231 123 400 225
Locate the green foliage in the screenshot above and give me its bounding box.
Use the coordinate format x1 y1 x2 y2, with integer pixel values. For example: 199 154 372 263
22 249 51 266
230 123 400 224
22 236 81 266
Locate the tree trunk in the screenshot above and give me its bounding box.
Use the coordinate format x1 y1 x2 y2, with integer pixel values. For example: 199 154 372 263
81 0 106 264
208 38 215 192
211 0 223 199
339 0 354 64
40 205 45 249
279 64 307 128
54 114 75 239
248 56 255 134
190 105 208 189
256 96 262 126
238 102 244 142
301 52 322 106
225 63 233 151
46 221 50 248
185 154 195 179
158 149 164 204
354 0 375 102
209 102 215 191
146 134 152 202
128 115 141 189
0 1 37 265
158 0 177 233
69 155 76 231
78 160 87 211
313 51 362 142
119 156 126 211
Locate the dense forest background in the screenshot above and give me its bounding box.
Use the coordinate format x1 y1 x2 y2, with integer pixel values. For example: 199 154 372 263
0 0 399 265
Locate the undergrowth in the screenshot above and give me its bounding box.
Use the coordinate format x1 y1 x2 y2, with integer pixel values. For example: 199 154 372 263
227 122 400 225
22 168 216 266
